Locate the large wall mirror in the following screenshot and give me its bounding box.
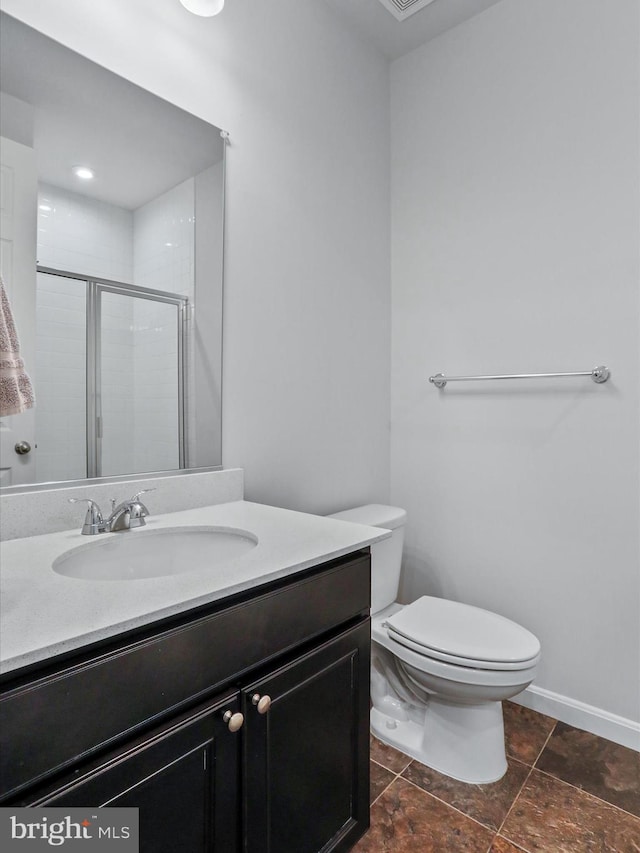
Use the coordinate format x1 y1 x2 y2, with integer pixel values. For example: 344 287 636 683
0 13 225 490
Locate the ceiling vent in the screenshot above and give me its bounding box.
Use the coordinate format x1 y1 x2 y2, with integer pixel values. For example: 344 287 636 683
376 0 438 21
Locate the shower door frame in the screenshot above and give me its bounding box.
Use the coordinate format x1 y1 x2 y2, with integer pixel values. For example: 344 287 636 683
37 266 189 478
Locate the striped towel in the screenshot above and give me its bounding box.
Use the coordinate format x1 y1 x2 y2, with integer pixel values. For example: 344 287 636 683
0 275 35 416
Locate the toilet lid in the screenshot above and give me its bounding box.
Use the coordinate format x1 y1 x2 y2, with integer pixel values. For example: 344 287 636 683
385 596 540 670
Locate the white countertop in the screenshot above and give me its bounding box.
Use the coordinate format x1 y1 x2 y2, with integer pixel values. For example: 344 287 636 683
0 500 389 676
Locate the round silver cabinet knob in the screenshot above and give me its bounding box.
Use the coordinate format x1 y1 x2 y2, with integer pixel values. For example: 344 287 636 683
223 710 244 732
251 694 272 714
14 441 32 455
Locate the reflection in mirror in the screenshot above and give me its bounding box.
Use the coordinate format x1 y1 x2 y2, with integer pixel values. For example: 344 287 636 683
0 13 225 489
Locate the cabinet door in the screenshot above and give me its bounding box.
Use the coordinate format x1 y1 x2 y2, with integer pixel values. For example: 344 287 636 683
28 693 242 853
243 620 370 853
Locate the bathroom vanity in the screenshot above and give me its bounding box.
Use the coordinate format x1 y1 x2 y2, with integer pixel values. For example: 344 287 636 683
0 500 388 853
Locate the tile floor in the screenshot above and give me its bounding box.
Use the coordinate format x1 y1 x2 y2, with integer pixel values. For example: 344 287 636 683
354 702 640 852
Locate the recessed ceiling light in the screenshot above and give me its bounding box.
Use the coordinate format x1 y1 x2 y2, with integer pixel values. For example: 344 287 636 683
179 0 224 16
72 166 95 180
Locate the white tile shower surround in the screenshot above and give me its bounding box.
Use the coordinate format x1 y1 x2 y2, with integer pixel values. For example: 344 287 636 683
35 177 197 479
0 468 244 541
133 177 194 295
37 183 133 283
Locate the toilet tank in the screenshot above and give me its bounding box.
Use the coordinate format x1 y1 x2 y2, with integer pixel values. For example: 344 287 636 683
328 504 406 615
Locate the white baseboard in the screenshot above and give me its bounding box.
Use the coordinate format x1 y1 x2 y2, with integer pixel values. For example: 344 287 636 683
512 685 640 752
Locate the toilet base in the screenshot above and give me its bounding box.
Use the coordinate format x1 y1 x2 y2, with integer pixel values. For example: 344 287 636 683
371 696 508 784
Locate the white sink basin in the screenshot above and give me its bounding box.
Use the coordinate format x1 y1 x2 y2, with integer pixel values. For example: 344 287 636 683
52 526 258 581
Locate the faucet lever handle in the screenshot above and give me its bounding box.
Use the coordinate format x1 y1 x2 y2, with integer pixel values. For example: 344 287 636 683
124 488 155 529
68 498 105 535
130 488 155 502
69 497 103 515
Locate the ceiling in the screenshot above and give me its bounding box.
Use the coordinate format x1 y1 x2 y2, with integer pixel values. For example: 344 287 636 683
0 1 507 209
323 0 505 60
0 13 224 210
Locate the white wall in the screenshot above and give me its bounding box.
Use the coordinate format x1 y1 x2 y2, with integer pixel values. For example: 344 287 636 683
390 0 639 725
3 0 392 514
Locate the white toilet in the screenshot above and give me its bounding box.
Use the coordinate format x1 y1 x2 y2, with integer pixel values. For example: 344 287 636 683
329 505 541 784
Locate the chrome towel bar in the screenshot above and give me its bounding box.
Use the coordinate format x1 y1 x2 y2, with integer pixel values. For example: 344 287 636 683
429 366 610 389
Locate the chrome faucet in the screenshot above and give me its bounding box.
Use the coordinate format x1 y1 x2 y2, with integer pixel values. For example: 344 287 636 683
108 490 153 531
69 489 155 534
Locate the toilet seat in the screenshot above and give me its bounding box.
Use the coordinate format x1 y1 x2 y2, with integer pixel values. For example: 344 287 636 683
372 611 538 689
385 596 541 672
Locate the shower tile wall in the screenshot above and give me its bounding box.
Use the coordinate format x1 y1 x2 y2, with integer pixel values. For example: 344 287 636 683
37 183 133 283
133 178 194 295
35 180 194 481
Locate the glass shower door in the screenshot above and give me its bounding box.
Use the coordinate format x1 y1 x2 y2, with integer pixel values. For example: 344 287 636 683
95 284 186 478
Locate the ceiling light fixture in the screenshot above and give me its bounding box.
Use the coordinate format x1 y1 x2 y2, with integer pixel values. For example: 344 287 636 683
376 0 437 22
179 0 225 16
72 165 95 180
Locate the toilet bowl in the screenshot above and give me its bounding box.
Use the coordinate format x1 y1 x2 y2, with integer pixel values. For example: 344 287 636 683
328 505 541 784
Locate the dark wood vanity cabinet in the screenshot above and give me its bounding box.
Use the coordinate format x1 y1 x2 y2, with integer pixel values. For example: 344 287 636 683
243 621 370 853
0 551 371 853
28 692 242 853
